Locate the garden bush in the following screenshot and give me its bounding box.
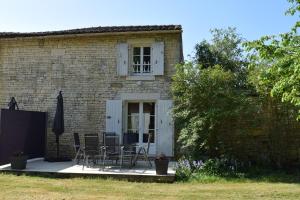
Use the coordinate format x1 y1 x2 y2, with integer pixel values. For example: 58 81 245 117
175 157 244 181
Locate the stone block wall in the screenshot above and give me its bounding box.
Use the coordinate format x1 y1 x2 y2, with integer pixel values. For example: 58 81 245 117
0 32 182 158
213 98 300 167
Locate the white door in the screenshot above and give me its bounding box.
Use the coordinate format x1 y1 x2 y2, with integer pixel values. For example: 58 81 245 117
106 100 122 142
126 102 156 155
157 100 174 157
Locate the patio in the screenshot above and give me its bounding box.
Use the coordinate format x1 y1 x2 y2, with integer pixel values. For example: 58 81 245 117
0 158 176 183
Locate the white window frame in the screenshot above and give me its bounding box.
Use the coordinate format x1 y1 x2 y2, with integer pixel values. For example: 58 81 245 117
132 46 152 75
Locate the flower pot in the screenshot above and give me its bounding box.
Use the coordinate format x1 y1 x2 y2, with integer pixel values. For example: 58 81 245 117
10 155 28 170
155 159 169 175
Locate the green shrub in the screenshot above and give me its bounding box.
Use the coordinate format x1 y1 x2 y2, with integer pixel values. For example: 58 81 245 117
175 157 242 181
200 158 237 176
175 159 193 181
172 64 249 160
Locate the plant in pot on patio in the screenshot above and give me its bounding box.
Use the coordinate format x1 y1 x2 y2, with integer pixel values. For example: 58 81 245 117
10 151 28 170
155 153 169 175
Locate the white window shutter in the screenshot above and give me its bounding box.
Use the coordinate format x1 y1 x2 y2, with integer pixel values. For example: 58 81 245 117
116 43 128 76
106 100 122 139
157 100 174 157
151 42 164 75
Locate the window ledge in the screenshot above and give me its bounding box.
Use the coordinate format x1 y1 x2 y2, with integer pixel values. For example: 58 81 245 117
126 75 155 81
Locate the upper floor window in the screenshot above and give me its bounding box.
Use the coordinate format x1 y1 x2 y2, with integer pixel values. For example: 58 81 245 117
116 42 164 77
132 47 151 74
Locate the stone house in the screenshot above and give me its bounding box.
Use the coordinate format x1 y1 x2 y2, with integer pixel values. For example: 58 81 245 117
0 25 183 158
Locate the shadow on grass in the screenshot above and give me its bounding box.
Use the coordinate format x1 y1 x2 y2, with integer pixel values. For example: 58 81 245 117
0 171 174 183
177 168 300 184
242 168 300 183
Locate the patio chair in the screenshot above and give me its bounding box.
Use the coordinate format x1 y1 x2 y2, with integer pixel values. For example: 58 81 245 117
82 134 102 170
120 133 138 168
102 132 120 167
73 132 84 164
132 133 152 167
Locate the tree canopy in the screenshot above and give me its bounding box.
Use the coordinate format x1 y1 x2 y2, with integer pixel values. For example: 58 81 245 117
172 0 300 167
173 28 249 159
194 27 246 74
245 0 300 118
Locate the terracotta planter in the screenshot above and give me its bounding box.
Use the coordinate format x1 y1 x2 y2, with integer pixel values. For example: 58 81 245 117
10 155 28 170
155 159 169 175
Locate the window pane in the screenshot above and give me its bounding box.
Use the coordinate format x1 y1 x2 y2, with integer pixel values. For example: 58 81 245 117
128 130 138 134
149 116 155 129
143 55 150 63
128 103 139 114
127 115 139 130
133 56 140 64
143 47 150 55
143 102 155 143
144 114 155 130
143 102 155 115
128 103 139 133
143 65 151 73
133 65 140 73
143 130 155 143
144 113 150 131
133 47 141 55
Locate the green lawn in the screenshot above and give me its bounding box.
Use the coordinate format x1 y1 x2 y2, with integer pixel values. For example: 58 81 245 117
1 173 300 200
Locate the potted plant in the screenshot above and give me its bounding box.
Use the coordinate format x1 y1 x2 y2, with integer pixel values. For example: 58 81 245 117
10 152 28 170
155 153 169 175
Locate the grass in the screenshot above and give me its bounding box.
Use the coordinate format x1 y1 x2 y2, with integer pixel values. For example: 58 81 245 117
187 169 300 184
1 173 300 199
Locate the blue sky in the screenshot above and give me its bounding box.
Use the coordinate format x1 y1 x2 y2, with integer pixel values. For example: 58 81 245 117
0 0 298 59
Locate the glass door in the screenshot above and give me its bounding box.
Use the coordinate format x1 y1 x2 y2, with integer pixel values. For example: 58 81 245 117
142 102 155 154
127 102 156 155
127 102 139 144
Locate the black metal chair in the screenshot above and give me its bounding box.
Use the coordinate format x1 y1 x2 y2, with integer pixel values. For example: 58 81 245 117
120 133 138 168
102 132 120 167
132 133 152 167
73 132 84 164
82 134 101 170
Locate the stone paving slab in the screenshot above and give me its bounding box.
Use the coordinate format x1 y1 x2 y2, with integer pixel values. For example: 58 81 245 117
0 158 176 183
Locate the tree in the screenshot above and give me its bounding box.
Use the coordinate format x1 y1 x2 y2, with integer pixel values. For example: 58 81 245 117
245 0 300 118
194 40 216 69
194 27 249 90
173 1 300 165
172 63 247 159
194 27 246 74
173 28 251 160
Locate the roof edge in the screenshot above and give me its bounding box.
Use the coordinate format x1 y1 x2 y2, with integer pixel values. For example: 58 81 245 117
0 25 182 39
